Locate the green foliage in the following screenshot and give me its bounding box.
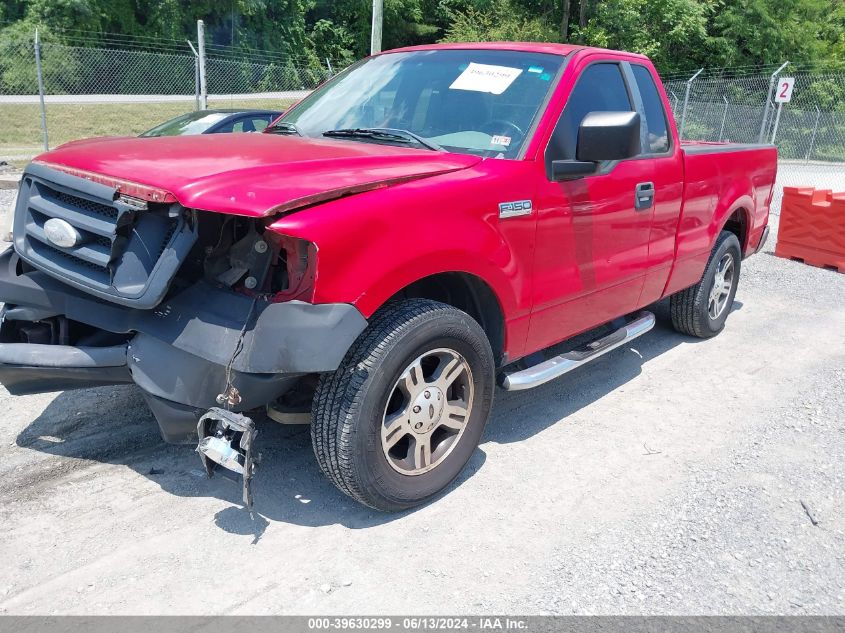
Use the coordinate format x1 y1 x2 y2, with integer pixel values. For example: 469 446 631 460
310 19 356 64
440 0 557 43
797 78 845 112
575 0 711 72
710 0 840 67
0 0 843 71
0 40 36 94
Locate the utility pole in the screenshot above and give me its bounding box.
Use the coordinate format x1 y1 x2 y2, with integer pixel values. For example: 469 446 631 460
370 0 383 55
197 20 208 110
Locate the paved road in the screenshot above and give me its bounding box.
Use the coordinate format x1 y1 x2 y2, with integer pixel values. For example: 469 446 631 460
0 209 843 615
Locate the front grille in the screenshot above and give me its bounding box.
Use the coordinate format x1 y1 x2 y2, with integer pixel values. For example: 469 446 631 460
13 164 198 309
52 190 118 219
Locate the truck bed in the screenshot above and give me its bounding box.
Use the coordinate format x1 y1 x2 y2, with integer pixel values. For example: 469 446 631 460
662 142 778 296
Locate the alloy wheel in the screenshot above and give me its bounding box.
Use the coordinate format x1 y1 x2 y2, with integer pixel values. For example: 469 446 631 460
381 348 474 475
708 252 735 320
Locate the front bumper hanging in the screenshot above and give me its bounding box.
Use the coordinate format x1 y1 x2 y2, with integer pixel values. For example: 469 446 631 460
197 408 259 510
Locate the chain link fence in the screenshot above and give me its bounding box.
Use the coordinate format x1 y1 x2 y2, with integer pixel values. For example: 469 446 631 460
0 32 332 163
664 67 845 212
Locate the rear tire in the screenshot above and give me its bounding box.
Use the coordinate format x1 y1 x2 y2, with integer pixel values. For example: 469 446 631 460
670 231 741 338
311 299 495 511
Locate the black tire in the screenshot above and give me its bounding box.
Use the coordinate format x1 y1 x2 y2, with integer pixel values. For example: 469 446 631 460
670 231 742 338
311 299 495 511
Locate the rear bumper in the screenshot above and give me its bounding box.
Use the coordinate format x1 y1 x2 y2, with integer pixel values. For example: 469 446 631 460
0 248 367 442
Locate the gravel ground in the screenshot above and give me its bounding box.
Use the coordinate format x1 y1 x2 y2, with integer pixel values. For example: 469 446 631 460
0 188 843 615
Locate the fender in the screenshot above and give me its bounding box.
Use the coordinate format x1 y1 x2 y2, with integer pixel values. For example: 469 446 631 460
268 194 523 317
713 189 755 252
266 163 539 358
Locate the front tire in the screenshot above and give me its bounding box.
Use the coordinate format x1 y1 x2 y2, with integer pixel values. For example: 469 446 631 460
311 299 495 511
670 231 742 338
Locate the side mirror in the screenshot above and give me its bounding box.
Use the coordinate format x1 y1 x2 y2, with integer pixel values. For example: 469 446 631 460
576 110 641 162
550 160 599 180
550 111 641 182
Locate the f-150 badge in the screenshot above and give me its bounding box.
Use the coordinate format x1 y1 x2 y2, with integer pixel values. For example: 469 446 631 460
499 200 533 219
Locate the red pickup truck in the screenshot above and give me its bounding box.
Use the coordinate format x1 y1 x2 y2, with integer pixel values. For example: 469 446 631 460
1 42 776 511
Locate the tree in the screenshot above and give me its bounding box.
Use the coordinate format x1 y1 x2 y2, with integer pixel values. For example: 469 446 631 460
710 0 845 67
578 0 589 28
0 0 842 72
25 0 139 33
575 0 712 72
560 0 571 40
440 0 557 43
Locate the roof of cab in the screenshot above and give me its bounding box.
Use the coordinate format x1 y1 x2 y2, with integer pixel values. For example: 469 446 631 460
382 41 648 61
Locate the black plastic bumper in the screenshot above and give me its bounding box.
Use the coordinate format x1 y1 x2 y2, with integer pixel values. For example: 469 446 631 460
0 343 133 394
0 248 367 443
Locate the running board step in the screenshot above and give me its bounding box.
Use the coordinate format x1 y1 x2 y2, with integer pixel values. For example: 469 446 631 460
500 311 655 391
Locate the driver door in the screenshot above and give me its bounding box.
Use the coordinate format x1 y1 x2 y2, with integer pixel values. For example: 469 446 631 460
525 61 654 353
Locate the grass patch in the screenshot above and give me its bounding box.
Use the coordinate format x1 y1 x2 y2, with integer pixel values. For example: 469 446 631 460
0 98 294 161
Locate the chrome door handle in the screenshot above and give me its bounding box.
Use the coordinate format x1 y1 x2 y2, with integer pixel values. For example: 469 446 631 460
635 182 655 210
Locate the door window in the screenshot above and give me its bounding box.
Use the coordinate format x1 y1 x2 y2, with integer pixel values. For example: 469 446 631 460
547 63 633 164
631 65 670 153
216 116 272 133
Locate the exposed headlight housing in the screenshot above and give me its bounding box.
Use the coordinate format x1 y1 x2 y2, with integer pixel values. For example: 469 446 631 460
265 233 317 303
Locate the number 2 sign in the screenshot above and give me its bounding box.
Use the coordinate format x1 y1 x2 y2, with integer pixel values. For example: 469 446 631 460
775 77 795 103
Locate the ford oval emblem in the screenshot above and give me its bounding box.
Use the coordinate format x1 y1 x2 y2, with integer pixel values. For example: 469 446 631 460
44 218 83 249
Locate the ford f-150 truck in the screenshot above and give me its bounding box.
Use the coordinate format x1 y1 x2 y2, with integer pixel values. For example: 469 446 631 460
0 42 776 511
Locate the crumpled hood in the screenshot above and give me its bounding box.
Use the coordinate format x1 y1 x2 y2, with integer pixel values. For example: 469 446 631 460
35 133 482 217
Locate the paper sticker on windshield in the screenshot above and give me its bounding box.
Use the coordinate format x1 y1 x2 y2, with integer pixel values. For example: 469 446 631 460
491 135 511 147
450 63 523 95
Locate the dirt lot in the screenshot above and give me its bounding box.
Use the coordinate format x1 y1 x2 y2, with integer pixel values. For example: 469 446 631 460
0 210 843 615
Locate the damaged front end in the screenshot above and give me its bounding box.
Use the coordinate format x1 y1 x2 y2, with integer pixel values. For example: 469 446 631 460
0 163 368 509
197 408 259 509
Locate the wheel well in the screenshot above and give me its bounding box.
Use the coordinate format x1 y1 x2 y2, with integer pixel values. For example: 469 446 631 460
723 208 748 252
392 272 506 366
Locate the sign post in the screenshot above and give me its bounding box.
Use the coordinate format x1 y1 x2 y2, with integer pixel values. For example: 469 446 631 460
759 61 789 143
34 29 49 151
770 76 795 145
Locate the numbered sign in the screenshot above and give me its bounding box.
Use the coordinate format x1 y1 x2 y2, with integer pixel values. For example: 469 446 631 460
775 77 795 103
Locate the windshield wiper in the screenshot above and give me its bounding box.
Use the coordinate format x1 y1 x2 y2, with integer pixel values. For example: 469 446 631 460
265 121 303 136
323 128 443 152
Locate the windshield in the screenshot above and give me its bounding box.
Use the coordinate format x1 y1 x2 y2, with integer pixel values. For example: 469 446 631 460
140 111 230 137
278 49 564 158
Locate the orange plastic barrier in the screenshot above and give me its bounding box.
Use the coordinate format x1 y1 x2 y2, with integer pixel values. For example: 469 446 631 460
775 187 845 273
